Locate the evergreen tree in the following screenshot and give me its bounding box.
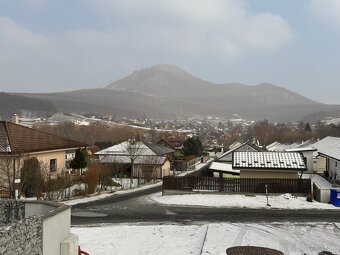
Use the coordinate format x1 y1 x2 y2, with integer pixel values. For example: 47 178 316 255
70 148 88 174
305 123 312 132
182 137 204 157
20 157 43 197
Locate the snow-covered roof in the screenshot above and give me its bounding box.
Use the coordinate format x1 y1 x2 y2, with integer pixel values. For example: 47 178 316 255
233 151 307 170
95 141 156 156
228 141 243 150
267 140 314 152
266 141 280 151
100 154 167 165
285 147 317 152
312 136 340 160
312 175 332 189
96 140 169 165
218 142 261 161
209 162 240 174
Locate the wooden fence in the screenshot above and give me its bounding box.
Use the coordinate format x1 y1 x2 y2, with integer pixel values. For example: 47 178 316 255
163 176 311 194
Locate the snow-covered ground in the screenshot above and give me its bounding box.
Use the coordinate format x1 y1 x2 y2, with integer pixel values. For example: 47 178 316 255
63 184 338 210
151 192 339 210
69 160 339 254
62 160 208 206
62 182 162 206
72 222 340 255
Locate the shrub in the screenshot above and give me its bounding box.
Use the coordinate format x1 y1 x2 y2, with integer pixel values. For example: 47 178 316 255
20 157 43 198
85 162 100 194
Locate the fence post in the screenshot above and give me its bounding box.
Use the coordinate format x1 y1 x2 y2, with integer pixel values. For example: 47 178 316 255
162 177 164 196
219 172 223 192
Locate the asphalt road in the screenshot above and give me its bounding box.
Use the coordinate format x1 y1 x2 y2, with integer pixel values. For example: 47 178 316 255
71 186 340 226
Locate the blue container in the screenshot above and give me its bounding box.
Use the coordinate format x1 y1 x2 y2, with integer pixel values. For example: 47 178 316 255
330 189 340 207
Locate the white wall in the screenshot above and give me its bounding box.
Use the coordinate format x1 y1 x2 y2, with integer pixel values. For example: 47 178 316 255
43 208 71 255
314 156 326 173
328 158 340 180
112 178 139 189
301 151 314 173
313 183 330 203
25 203 56 218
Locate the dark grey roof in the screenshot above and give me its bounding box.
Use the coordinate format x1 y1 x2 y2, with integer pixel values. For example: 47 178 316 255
233 151 306 170
0 122 11 153
218 142 262 161
146 143 175 156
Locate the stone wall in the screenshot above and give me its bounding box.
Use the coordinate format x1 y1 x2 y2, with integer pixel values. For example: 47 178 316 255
0 200 43 255
0 216 43 255
0 200 25 225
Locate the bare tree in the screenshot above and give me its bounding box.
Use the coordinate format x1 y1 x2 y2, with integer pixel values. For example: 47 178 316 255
0 153 25 198
84 161 100 194
98 139 149 189
0 155 15 197
124 139 149 188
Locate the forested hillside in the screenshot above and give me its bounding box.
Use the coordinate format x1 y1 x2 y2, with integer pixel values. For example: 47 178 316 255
0 92 57 120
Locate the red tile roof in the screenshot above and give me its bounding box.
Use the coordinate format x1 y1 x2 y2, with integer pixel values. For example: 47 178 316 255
0 121 86 154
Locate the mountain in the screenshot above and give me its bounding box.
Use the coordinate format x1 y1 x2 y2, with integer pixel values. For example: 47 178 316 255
13 64 340 122
106 64 317 106
0 92 57 120
106 64 214 98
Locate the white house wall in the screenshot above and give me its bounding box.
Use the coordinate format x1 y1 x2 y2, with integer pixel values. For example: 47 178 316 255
301 151 314 173
43 207 71 255
314 156 326 173
328 157 340 180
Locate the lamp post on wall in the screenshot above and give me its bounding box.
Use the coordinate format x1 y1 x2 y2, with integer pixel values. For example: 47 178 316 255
12 155 20 199
14 178 20 199
265 184 270 207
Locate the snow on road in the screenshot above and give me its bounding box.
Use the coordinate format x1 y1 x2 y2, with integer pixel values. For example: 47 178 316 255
151 192 338 210
72 222 340 255
62 182 162 206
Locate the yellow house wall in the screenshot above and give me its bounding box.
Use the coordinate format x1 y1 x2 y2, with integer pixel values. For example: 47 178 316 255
29 150 67 172
0 150 68 189
133 165 161 179
162 160 171 177
132 160 171 179
240 170 298 179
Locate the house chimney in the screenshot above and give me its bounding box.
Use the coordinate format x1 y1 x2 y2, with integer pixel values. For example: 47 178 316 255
12 114 19 124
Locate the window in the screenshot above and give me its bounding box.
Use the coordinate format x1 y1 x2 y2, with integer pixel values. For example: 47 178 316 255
336 161 338 167
50 159 57 172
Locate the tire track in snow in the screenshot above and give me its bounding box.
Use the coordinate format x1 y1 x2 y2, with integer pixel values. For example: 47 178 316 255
199 225 209 255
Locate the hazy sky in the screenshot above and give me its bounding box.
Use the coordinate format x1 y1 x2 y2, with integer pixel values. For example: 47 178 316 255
0 0 339 103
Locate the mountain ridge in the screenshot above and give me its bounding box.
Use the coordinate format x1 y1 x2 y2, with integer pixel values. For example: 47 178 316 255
0 92 57 120
7 64 340 122
106 64 319 106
